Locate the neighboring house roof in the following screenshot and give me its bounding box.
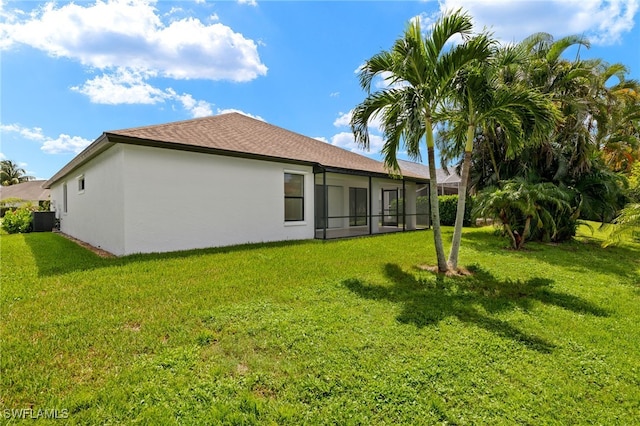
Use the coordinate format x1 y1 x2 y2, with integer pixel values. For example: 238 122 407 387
0 180 50 202
45 113 428 188
397 160 461 186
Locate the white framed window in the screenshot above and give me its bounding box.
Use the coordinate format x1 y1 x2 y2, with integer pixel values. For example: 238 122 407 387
284 172 305 222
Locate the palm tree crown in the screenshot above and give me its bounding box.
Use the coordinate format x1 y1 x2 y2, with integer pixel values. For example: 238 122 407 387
1 160 34 186
351 9 491 272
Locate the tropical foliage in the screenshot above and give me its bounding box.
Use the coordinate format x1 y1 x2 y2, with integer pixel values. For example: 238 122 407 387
604 164 640 246
352 9 639 265
1 160 34 186
474 180 571 250
462 34 640 226
604 203 640 246
442 32 639 249
351 9 493 272
437 38 560 267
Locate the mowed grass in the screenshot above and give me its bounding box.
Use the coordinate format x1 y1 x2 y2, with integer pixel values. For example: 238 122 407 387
1 226 639 424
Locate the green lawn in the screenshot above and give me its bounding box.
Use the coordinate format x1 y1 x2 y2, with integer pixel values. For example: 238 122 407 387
1 226 639 424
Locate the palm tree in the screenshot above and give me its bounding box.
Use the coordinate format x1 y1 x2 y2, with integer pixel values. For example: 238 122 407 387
466 33 638 242
441 50 560 269
474 179 571 250
1 160 34 186
594 74 640 173
603 203 640 247
351 9 490 272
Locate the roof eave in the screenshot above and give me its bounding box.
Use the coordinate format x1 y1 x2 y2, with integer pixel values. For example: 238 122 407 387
107 134 428 181
43 134 113 188
317 165 429 183
45 129 430 188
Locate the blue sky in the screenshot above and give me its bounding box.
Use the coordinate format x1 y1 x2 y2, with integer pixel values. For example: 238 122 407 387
1 0 639 180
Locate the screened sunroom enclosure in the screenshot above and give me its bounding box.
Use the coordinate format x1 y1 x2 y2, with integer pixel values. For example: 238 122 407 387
314 168 431 240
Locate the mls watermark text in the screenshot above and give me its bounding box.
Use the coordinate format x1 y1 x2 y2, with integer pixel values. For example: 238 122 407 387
3 408 69 420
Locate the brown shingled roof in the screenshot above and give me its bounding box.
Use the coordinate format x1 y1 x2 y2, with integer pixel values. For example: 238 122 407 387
1 180 50 202
108 113 419 176
46 113 428 187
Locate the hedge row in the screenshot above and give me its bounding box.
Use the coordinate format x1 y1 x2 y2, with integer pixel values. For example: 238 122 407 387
438 195 474 226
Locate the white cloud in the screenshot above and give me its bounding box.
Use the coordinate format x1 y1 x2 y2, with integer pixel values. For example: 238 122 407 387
165 7 183 17
327 110 389 156
42 134 94 154
334 110 383 133
72 68 213 118
0 123 46 141
320 131 384 157
72 69 165 105
1 0 267 81
1 1 261 117
436 0 639 45
1 124 92 154
238 0 258 6
333 111 352 127
0 152 6 160
329 132 360 151
216 108 265 121
174 93 213 118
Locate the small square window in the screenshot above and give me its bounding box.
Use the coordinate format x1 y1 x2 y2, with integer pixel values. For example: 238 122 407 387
78 175 85 192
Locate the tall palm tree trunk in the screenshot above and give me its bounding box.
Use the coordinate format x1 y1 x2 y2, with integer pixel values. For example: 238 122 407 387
448 124 474 269
486 127 501 183
426 126 448 272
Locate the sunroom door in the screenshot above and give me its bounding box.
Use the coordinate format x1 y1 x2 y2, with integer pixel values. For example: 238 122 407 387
382 189 398 226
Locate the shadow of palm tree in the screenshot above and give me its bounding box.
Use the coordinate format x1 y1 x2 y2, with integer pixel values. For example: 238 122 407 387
465 264 609 317
344 263 608 353
462 230 640 284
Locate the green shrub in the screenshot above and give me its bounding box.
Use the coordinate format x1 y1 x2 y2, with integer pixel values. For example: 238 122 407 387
1 207 33 234
416 196 429 214
388 194 474 227
438 195 474 226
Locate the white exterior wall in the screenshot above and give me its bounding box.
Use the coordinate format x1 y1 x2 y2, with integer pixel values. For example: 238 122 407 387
51 145 126 255
121 145 314 255
48 143 423 256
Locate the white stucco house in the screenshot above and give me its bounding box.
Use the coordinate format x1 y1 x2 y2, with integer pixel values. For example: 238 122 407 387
44 113 431 256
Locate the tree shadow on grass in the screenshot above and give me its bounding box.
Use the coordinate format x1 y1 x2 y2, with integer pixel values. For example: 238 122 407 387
462 230 640 284
464 265 609 317
344 264 609 353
